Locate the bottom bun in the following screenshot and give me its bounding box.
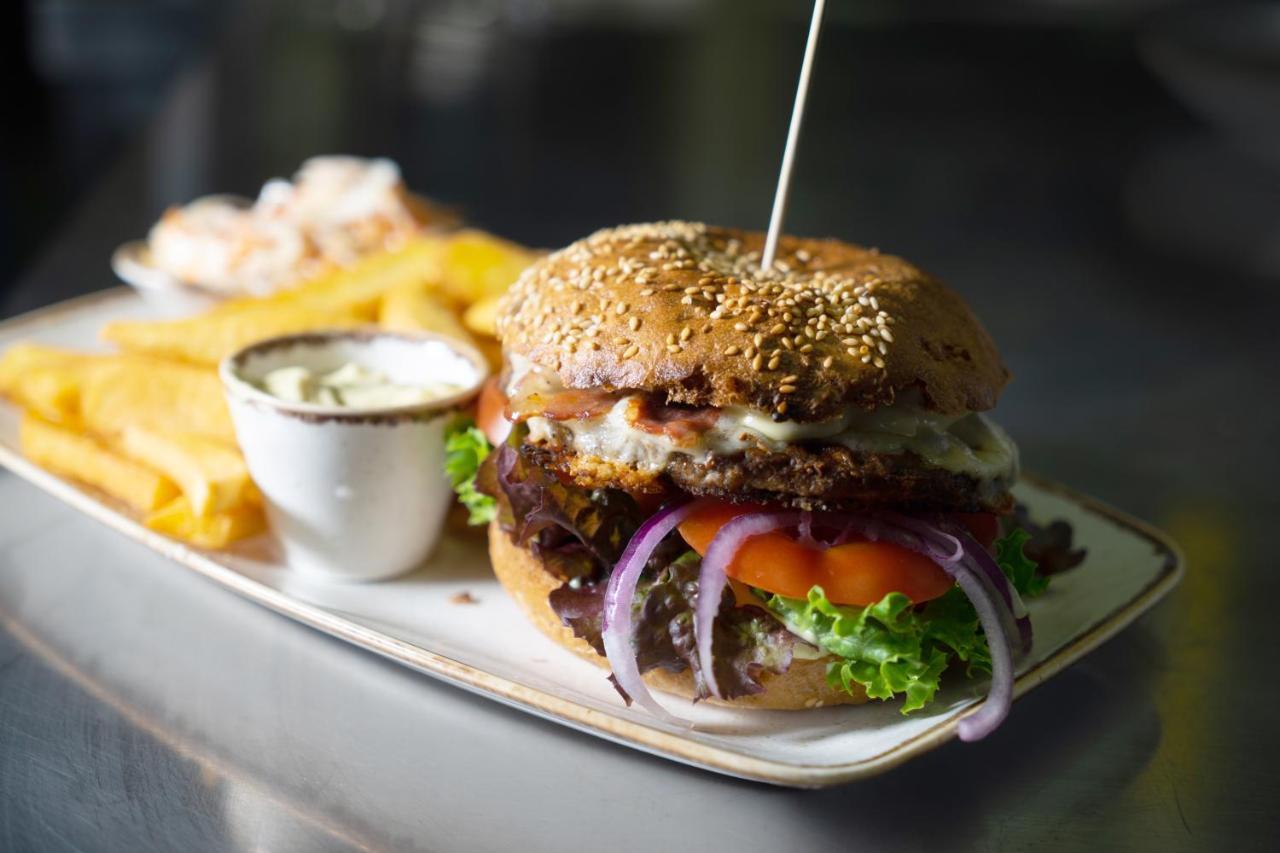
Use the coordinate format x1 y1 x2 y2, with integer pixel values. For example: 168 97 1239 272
488 522 868 710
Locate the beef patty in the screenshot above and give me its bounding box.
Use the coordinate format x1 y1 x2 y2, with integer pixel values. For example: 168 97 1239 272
523 440 1013 514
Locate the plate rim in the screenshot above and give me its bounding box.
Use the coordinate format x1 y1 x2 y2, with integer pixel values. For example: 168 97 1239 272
0 290 1186 787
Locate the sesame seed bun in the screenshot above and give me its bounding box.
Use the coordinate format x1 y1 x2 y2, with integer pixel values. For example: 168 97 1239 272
488 522 869 710
497 222 1010 422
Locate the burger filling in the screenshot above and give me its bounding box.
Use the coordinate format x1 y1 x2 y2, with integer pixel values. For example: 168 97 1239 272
445 371 1075 737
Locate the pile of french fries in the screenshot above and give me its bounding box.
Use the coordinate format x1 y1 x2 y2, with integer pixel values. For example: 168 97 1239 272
0 229 536 549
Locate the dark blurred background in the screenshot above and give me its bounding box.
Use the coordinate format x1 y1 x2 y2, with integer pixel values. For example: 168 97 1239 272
2 1 1279 849
6 0 1280 285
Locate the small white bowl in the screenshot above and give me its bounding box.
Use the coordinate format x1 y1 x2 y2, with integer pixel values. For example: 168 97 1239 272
220 331 488 582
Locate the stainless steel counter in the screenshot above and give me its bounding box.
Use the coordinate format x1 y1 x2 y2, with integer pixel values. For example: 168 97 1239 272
2 4 1277 850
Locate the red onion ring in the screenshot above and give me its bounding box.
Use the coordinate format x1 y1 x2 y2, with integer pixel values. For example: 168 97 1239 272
945 566 1016 740
696 511 803 699
601 500 701 724
880 511 965 564
939 524 1033 654
885 513 1031 654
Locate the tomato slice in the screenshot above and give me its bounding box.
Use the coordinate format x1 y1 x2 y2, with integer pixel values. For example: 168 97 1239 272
475 377 511 446
949 512 999 549
677 501 955 606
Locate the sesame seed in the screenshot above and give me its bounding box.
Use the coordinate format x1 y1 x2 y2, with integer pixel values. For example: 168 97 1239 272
614 336 629 346
751 354 764 371
873 356 885 368
500 222 898 379
821 356 834 369
779 384 797 394
781 374 799 383
623 345 639 359
667 344 682 354
724 345 740 356
776 401 788 415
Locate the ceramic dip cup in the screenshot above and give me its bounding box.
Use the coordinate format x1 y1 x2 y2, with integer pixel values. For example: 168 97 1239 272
220 331 488 582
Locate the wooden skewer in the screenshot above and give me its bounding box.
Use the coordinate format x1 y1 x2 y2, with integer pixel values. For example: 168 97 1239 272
761 0 827 273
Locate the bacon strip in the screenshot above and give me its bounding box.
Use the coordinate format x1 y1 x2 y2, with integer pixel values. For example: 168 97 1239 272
508 388 623 422
627 397 720 442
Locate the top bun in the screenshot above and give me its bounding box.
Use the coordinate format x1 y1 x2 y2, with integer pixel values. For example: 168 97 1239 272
497 222 1009 422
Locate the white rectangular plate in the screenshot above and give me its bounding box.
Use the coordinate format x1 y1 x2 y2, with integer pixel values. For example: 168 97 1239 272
0 289 1183 786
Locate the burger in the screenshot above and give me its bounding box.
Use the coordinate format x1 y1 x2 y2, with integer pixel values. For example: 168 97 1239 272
446 221 1052 740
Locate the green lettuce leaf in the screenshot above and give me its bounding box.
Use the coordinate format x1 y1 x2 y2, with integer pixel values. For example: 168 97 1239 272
765 587 949 713
996 527 1048 597
919 586 990 677
761 526 1050 713
443 421 496 525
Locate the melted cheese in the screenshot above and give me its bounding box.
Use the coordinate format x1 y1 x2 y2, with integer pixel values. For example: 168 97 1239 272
512 358 1018 483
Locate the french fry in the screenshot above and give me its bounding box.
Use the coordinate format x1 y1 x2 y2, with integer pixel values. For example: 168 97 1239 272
461 295 502 339
5 366 83 425
378 282 476 343
79 361 235 444
20 415 178 513
0 343 81 386
0 345 235 442
146 495 266 549
0 344 90 424
210 236 443 317
120 427 256 517
432 230 539 305
100 305 371 366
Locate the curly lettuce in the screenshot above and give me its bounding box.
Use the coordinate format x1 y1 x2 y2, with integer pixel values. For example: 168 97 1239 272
443 421 497 525
762 527 1047 714
764 588 950 712
998 526 1049 597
